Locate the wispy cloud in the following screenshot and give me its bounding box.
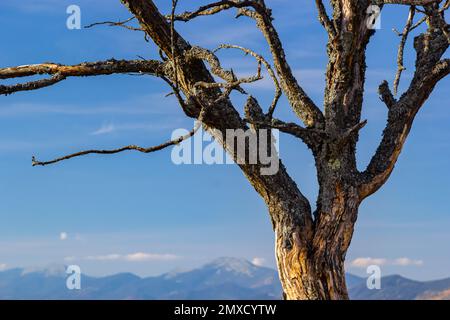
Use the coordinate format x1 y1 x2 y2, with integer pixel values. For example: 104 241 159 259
350 257 388 268
349 257 423 268
0 263 7 271
0 93 181 118
85 254 121 261
125 252 178 262
90 122 179 136
392 257 424 267
91 123 116 135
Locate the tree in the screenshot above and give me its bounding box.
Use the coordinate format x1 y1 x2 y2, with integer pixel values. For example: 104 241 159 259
0 0 448 300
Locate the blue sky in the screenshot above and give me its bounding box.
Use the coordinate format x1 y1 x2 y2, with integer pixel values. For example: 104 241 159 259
0 0 449 281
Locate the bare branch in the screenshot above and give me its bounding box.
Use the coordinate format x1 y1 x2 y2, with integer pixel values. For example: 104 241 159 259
359 5 449 199
185 46 263 100
0 73 66 95
315 0 336 38
85 17 143 32
170 0 179 89
167 0 324 128
32 132 195 167
214 44 281 118
443 0 450 10
409 15 427 32
185 46 240 84
374 0 439 5
121 0 315 240
32 82 217 167
242 96 325 150
0 59 163 79
85 17 149 42
168 0 256 22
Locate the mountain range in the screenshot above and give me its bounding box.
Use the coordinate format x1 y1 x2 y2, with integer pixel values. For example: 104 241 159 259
0 257 449 300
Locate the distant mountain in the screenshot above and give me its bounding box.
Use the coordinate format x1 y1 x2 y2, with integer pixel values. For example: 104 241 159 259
349 274 450 300
0 257 449 300
0 257 281 300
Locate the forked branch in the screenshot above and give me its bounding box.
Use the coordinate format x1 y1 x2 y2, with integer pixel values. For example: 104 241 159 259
214 44 281 118
360 3 449 199
169 0 324 128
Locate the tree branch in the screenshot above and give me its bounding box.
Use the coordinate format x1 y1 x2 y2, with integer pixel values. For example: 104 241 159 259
315 0 336 38
393 6 416 95
168 0 325 128
214 44 281 118
0 73 66 95
32 131 195 167
0 59 164 95
374 0 439 5
186 46 262 96
85 17 143 32
359 4 449 199
121 0 315 240
32 98 217 167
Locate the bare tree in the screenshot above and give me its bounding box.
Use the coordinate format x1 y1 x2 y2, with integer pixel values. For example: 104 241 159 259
1 0 448 299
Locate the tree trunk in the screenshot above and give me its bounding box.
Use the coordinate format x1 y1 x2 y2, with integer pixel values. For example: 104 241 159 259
271 179 359 300
275 236 348 300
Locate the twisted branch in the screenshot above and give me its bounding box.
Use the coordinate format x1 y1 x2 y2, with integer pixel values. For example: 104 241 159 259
168 0 324 128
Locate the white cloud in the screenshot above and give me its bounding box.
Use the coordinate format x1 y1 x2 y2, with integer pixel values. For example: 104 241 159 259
64 256 76 262
349 257 423 268
90 122 178 136
124 252 178 262
0 263 7 271
91 123 115 135
59 232 68 241
84 252 179 262
86 254 122 261
393 257 424 266
350 257 388 268
251 257 266 267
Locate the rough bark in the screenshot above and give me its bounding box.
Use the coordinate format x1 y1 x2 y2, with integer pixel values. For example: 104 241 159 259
274 207 356 300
